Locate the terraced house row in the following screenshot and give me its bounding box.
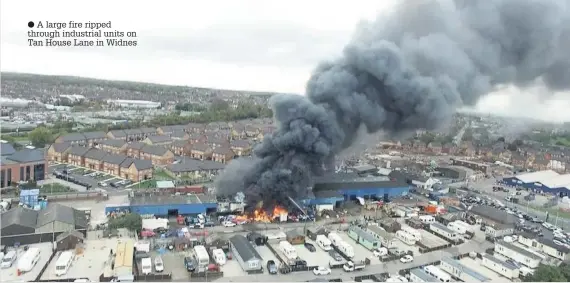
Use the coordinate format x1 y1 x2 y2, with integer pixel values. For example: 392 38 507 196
52 122 261 164
53 121 276 146
47 144 154 182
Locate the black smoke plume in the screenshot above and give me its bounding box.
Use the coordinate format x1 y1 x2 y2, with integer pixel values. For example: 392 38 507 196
215 0 570 209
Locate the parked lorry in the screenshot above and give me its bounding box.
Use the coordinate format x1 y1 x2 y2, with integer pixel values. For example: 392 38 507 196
343 261 366 272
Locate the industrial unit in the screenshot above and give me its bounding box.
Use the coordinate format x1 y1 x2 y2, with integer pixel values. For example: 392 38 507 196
439 257 491 282
502 170 570 195
309 171 410 206
229 235 263 273
104 191 217 216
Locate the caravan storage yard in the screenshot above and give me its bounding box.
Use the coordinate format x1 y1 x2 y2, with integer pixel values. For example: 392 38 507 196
1 243 53 282
40 237 117 281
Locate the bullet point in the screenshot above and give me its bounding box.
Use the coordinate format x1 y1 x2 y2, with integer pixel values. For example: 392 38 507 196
28 21 34 28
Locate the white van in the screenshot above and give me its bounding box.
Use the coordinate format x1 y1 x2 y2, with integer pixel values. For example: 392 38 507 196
141 257 152 275
55 251 75 276
154 256 164 273
316 235 332 251
17 247 41 272
212 249 226 266
1 250 17 269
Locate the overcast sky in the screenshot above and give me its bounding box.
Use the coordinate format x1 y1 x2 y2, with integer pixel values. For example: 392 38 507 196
2 0 570 122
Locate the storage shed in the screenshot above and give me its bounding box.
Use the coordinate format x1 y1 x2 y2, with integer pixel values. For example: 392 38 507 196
379 218 401 233
285 229 305 245
229 235 263 273
56 230 85 251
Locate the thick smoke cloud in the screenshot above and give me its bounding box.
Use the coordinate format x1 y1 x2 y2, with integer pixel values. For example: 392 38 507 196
215 0 570 209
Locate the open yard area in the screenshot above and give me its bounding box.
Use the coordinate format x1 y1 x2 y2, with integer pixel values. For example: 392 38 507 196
293 240 332 267
153 251 191 281
220 257 248 277
337 231 381 265
40 239 116 281
1 243 53 283
255 245 279 274
40 183 75 194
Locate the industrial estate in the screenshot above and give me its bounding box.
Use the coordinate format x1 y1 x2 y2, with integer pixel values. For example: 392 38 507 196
2 1 570 282
2 72 570 283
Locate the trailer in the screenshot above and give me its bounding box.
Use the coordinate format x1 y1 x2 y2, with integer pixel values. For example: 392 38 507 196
396 230 416 245
446 222 467 235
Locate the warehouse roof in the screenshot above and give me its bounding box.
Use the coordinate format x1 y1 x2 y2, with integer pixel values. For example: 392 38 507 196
539 173 570 188
515 170 560 183
1 204 88 230
1 206 38 229
469 205 518 225
313 172 407 191
442 257 490 282
130 193 216 205
230 235 262 262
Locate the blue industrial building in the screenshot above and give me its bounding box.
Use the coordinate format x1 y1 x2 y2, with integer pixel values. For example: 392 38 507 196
306 171 411 206
105 192 217 216
502 170 570 196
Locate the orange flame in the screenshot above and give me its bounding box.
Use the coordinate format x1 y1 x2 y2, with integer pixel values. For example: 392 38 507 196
235 206 289 223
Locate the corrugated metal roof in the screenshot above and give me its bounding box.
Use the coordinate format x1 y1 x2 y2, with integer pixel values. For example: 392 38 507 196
539 173 570 188
515 170 559 183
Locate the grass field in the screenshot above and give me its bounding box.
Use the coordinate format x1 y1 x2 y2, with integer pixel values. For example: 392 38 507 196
153 170 175 180
131 179 157 189
40 183 74 194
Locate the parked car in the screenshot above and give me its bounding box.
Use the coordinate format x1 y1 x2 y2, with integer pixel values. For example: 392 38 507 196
329 250 343 261
223 221 236 227
154 256 164 272
400 255 414 263
373 247 388 257
304 243 316 252
267 260 278 274
184 257 195 272
313 266 331 275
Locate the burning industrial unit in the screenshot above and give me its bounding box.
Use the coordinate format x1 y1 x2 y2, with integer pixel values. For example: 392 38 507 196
215 0 570 213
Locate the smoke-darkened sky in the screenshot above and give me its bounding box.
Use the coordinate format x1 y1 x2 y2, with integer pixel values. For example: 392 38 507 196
2 0 570 121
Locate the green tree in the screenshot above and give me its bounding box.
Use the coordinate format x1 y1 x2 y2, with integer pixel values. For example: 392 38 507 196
108 213 142 231
28 127 53 148
522 264 568 282
0 135 23 150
